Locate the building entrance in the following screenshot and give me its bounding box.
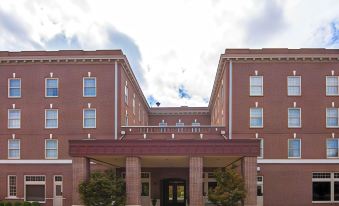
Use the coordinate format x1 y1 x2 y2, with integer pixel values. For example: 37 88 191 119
162 178 186 206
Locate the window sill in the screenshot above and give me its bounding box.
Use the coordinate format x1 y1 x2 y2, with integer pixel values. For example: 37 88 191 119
5 196 23 200
8 96 21 98
312 201 339 204
287 157 301 159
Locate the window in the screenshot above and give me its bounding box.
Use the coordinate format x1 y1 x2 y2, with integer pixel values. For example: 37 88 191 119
138 104 141 122
8 78 21 98
45 109 58 128
250 108 263 128
312 172 339 202
45 78 58 97
8 109 21 129
83 109 96 128
45 139 58 159
250 76 263 96
288 139 301 158
25 176 46 203
260 139 264 158
257 176 264 197
326 76 339 96
327 139 339 158
288 108 301 128
83 77 96 97
8 139 20 159
8 175 17 197
287 76 301 96
125 110 128 126
124 83 128 104
326 108 339 128
133 97 135 114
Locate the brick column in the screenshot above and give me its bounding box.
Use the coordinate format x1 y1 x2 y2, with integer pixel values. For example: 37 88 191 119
189 156 203 206
242 157 257 206
126 156 141 206
72 157 90 206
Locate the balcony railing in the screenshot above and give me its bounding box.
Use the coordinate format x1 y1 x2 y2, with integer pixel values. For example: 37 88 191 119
120 126 227 140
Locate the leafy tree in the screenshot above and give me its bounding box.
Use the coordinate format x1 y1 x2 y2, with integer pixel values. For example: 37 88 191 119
208 165 246 206
79 170 126 206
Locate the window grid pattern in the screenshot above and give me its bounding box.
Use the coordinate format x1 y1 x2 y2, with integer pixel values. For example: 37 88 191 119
46 78 58 97
250 108 263 128
25 176 45 182
326 76 339 96
288 76 301 96
327 139 339 158
288 139 301 158
327 108 339 127
8 139 20 159
288 108 301 128
8 176 17 197
259 138 264 158
124 85 128 104
250 76 263 96
45 109 58 128
313 173 331 179
8 109 21 129
45 139 58 159
9 79 21 97
84 77 96 97
83 109 96 128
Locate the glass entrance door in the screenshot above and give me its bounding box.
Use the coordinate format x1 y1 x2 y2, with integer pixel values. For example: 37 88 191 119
163 179 186 206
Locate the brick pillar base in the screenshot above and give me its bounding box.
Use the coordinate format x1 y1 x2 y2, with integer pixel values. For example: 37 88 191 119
72 157 90 206
189 156 203 206
126 156 141 206
242 157 257 206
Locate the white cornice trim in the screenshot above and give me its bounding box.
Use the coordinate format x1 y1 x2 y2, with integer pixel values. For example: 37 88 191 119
0 159 72 164
258 159 339 164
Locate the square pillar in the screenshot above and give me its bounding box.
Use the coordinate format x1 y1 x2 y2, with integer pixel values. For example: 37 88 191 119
126 156 141 206
72 157 90 206
242 157 257 206
189 156 203 206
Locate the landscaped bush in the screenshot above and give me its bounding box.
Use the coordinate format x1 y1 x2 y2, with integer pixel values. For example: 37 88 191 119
22 202 31 206
14 202 22 206
31 203 40 206
0 202 4 206
4 202 13 206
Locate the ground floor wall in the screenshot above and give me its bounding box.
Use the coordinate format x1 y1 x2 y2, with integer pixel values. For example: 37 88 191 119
258 163 339 206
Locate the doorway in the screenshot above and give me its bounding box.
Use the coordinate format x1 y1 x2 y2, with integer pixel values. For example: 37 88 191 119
162 178 186 206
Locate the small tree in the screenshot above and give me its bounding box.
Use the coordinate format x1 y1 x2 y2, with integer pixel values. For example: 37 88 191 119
208 165 246 206
79 170 126 206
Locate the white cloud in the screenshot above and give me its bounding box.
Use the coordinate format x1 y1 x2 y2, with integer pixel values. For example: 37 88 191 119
0 0 338 106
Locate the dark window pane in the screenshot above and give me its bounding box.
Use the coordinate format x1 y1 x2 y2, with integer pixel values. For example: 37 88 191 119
141 182 149 196
335 182 339 201
313 182 331 201
26 185 45 202
257 185 263 196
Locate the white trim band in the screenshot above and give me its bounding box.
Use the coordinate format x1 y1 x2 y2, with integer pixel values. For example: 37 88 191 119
0 159 72 164
258 159 339 164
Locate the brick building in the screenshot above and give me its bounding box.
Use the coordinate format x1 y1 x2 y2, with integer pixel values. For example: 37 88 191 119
0 48 338 206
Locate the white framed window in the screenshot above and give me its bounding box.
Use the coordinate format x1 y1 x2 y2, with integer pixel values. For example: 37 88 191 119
8 139 20 159
287 76 301 96
45 139 58 159
327 139 339 158
45 78 59 97
24 175 46 203
288 139 301 158
288 108 301 128
326 76 339 96
83 109 96 128
83 77 96 97
124 82 128 104
250 108 263 128
326 108 339 128
125 110 128 126
138 104 141 122
250 76 263 96
133 96 136 115
8 175 17 197
8 78 21 98
257 176 264 197
8 109 21 129
312 172 339 203
159 120 167 132
258 138 264 158
45 109 58 129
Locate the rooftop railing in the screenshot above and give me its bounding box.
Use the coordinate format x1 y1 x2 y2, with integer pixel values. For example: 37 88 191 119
120 126 227 140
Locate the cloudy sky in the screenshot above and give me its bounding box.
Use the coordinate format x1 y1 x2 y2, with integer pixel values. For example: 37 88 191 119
0 0 338 106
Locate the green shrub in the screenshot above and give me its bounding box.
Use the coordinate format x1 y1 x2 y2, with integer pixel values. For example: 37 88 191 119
31 203 39 206
5 202 13 206
0 202 5 206
22 202 31 206
14 202 22 206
